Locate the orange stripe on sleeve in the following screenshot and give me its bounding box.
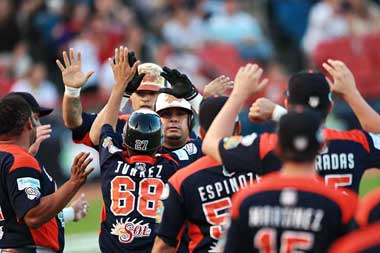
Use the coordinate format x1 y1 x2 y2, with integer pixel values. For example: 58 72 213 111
323 129 370 153
169 156 220 194
356 189 380 227
259 133 278 160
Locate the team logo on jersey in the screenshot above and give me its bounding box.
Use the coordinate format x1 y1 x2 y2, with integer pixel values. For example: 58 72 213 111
222 136 242 150
111 218 152 244
135 163 146 172
17 177 41 200
0 226 3 240
0 207 4 221
280 188 298 206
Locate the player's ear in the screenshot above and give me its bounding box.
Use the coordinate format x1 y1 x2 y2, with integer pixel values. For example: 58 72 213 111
199 128 206 139
26 118 33 130
284 98 289 109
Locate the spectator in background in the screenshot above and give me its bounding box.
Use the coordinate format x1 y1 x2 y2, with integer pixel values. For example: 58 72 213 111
162 7 205 51
206 0 273 61
11 62 59 108
345 0 380 36
302 0 350 55
0 0 20 53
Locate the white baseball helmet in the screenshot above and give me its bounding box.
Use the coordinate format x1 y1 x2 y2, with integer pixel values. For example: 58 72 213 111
155 93 192 113
137 63 166 91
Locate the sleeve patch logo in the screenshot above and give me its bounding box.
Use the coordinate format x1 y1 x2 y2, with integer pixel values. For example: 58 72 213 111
102 136 122 154
17 177 40 191
223 136 242 150
25 187 41 200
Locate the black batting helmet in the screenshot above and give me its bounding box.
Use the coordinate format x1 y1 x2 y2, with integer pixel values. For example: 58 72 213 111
123 108 162 153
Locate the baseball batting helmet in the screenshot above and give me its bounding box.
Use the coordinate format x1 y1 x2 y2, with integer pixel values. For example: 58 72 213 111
123 108 163 153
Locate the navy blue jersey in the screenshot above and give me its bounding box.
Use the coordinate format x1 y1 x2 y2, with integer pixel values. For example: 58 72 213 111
0 144 64 252
72 112 128 149
224 173 358 253
160 138 203 169
356 189 380 227
329 222 380 253
219 129 380 192
157 156 257 253
98 124 179 253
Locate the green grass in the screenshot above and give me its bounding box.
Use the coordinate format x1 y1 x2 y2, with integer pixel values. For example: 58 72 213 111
65 199 102 235
359 175 380 197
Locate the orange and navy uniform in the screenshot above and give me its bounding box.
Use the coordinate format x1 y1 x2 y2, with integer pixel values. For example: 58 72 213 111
355 189 380 227
219 129 380 192
157 156 257 253
159 137 203 169
72 112 129 149
98 124 179 253
0 144 64 252
328 222 380 253
224 173 358 253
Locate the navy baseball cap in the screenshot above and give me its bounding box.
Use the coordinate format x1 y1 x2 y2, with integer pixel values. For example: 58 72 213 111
4 92 53 117
199 96 232 132
286 71 331 118
278 108 323 162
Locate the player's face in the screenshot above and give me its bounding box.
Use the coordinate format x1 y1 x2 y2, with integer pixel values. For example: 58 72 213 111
159 108 190 141
130 90 159 111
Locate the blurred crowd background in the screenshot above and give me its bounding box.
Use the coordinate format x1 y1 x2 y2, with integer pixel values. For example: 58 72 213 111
0 0 380 181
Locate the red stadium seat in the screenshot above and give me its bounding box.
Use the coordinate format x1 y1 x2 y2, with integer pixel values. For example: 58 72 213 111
196 42 246 78
312 36 380 98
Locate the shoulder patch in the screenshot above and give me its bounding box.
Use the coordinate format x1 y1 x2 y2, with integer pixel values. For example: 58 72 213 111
222 136 243 150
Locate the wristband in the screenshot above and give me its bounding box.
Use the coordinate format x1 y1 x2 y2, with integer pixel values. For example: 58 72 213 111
120 96 129 112
64 86 81 97
63 207 75 222
272 105 287 122
188 93 203 114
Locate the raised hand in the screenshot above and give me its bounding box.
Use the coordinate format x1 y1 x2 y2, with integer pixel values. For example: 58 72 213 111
322 59 358 98
109 46 139 92
160 67 198 100
56 48 94 88
28 124 52 156
71 193 89 222
233 63 268 98
249 97 276 123
70 152 94 187
203 75 234 98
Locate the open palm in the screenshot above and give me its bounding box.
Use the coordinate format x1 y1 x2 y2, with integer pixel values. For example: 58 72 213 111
56 48 94 88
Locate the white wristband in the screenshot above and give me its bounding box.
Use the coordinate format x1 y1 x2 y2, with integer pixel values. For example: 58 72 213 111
188 93 203 114
272 105 288 122
63 207 75 222
64 86 81 97
120 96 129 112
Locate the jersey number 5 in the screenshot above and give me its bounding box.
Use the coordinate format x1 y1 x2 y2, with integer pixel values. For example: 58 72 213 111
202 197 232 239
325 174 352 189
110 176 164 218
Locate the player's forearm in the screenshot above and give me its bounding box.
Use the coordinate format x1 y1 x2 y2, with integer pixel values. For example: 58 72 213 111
24 179 82 229
152 237 176 253
344 91 380 133
63 95 83 129
202 92 244 162
89 85 123 145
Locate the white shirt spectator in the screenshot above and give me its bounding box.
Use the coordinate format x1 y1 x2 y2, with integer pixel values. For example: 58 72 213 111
302 1 349 54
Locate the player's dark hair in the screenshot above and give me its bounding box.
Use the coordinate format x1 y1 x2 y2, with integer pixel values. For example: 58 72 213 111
276 108 323 162
0 96 32 137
